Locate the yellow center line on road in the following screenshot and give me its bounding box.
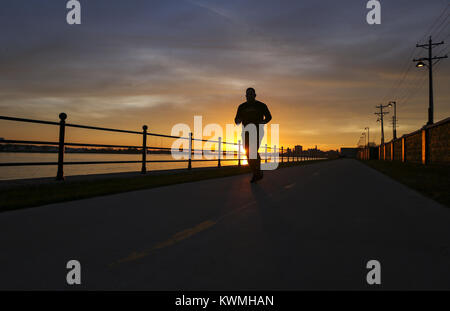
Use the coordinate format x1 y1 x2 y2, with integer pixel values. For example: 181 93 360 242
153 220 217 250
109 220 216 267
109 201 257 267
284 183 296 189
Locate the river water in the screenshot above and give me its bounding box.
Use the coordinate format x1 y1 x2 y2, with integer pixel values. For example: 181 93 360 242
0 153 246 180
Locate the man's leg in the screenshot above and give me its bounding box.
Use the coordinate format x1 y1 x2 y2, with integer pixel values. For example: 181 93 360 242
244 131 259 181
255 127 263 179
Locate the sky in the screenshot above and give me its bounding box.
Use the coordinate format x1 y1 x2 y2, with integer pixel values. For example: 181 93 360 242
0 0 449 150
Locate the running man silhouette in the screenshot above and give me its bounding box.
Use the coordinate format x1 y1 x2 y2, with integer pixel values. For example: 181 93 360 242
235 88 272 183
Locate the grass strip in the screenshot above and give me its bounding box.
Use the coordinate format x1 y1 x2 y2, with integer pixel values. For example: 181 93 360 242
360 160 450 207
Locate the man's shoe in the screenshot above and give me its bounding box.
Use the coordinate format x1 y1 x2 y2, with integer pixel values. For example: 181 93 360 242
255 171 264 181
250 171 263 183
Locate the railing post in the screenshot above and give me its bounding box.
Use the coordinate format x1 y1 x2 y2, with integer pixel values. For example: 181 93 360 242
188 132 192 170
281 146 284 163
265 144 268 163
238 140 241 167
141 125 148 174
218 137 222 168
287 148 290 162
56 112 67 181
273 145 276 164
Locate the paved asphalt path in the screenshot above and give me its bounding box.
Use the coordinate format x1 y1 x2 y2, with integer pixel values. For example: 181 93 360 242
0 159 449 290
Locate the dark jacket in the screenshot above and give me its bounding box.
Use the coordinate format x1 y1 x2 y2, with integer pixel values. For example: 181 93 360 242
235 100 272 126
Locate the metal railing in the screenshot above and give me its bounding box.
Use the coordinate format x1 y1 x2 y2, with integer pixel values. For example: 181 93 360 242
0 113 318 180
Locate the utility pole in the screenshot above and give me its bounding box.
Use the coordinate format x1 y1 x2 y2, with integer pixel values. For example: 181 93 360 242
365 127 369 147
413 36 447 125
364 127 370 160
388 101 397 139
375 104 389 144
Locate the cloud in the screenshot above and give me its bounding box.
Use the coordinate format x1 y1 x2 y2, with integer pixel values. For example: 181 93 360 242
0 0 449 148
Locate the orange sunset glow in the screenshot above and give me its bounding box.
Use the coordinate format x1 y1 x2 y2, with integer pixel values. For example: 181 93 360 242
0 1 449 151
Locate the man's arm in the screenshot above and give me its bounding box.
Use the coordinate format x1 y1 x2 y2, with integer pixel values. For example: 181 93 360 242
234 105 242 125
262 104 272 124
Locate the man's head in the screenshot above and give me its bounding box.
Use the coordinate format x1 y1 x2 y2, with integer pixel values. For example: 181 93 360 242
246 87 256 103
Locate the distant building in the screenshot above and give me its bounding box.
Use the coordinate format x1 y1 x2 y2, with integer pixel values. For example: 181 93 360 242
307 147 320 152
340 147 358 158
294 145 302 153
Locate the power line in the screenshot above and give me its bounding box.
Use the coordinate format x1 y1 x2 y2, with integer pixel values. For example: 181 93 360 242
431 13 450 39
396 67 427 105
396 59 446 122
419 3 450 42
398 72 428 106
377 4 450 106
434 29 450 54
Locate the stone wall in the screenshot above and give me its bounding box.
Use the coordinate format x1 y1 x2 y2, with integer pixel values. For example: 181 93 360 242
394 140 402 161
357 117 449 164
428 119 450 164
405 130 422 163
